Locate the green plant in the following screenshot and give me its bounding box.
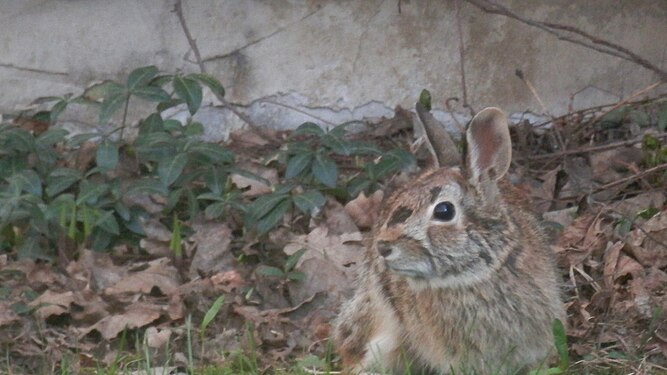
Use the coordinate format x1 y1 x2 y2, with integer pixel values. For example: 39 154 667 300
245 119 415 235
0 66 257 259
527 319 569 375
255 248 307 282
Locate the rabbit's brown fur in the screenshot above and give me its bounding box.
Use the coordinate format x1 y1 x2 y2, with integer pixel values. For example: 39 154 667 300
333 107 565 374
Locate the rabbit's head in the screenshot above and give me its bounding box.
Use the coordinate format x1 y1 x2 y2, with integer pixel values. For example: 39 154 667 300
376 107 517 289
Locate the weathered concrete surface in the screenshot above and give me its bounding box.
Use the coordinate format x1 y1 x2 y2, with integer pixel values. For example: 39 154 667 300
1 0 665 134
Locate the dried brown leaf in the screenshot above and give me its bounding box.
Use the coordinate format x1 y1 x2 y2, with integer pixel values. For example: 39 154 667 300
80 303 161 340
627 211 667 267
0 303 19 327
602 241 624 289
188 221 234 278
145 327 172 349
344 190 384 230
29 290 75 320
283 225 364 272
324 199 359 235
231 162 277 197
104 258 180 296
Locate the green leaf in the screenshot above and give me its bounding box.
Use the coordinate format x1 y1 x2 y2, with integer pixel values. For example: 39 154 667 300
247 193 290 221
163 119 183 132
84 81 125 102
637 207 660 220
126 178 168 196
629 109 650 127
291 122 324 138
46 168 81 197
292 190 326 215
256 198 290 235
312 153 338 188
187 143 233 164
419 89 432 111
49 100 68 123
255 265 285 278
346 176 372 197
286 271 306 282
285 152 313 179
90 227 114 251
94 210 120 235
8 170 42 197
599 106 628 126
127 65 159 90
643 134 661 151
200 295 225 333
170 214 182 257
348 141 382 155
131 85 171 102
202 168 227 195
190 73 225 98
76 181 109 205
1 128 35 153
36 128 68 146
658 103 667 132
99 92 127 124
158 153 188 186
204 201 227 219
66 133 99 147
139 113 165 135
173 76 203 115
322 133 354 155
17 237 50 261
96 140 119 171
285 248 306 272
184 122 205 137
551 319 569 370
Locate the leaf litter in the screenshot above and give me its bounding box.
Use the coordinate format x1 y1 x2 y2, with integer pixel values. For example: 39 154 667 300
1 98 667 374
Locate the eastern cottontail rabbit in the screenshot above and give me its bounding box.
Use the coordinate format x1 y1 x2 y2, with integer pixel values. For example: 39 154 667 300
333 103 565 374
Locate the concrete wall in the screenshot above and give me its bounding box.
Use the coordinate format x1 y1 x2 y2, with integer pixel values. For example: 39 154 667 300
1 0 665 136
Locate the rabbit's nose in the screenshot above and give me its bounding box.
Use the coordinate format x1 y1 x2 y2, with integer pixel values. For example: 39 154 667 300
377 242 393 257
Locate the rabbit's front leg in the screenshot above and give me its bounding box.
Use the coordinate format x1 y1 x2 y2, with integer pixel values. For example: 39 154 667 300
334 285 402 374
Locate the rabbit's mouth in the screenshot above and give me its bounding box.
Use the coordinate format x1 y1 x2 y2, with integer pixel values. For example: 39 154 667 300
384 260 435 279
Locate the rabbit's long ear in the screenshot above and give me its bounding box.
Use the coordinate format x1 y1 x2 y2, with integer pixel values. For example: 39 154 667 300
416 102 461 168
465 107 511 184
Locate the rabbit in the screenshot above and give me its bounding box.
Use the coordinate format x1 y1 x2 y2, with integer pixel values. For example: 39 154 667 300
333 103 565 374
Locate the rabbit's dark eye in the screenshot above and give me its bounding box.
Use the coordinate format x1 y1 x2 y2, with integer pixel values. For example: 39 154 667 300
433 201 455 221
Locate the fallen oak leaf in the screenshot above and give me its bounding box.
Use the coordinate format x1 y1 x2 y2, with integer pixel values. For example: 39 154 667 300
0 303 20 327
104 258 180 296
29 290 75 320
344 190 384 230
79 303 161 340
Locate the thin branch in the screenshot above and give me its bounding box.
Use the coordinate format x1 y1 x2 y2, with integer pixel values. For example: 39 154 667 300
173 0 206 74
464 0 667 82
588 81 664 127
172 0 264 133
592 162 667 194
521 132 667 161
455 0 468 107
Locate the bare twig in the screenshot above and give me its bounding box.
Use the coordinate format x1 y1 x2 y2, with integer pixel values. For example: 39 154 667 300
172 0 264 133
515 69 549 115
454 0 468 107
173 0 205 74
592 162 667 194
464 0 667 82
521 132 667 161
260 99 336 126
588 81 664 126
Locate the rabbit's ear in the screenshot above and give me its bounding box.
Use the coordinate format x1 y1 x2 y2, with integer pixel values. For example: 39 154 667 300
465 108 511 183
416 102 461 168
